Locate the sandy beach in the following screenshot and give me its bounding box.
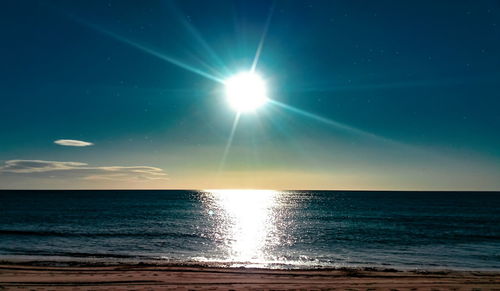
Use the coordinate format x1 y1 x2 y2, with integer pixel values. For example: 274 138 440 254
1 263 499 290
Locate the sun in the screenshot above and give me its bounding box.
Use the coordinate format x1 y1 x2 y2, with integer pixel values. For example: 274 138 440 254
224 72 268 112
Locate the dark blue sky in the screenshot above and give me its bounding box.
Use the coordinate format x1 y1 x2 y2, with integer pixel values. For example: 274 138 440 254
1 0 500 189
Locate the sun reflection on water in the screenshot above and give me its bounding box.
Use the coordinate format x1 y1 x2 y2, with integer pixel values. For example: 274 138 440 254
200 189 280 264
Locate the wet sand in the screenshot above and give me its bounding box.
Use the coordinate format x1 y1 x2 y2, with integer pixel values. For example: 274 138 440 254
0 263 499 290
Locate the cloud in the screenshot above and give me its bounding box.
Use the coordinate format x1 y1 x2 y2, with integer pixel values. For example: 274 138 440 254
54 139 94 147
0 160 168 181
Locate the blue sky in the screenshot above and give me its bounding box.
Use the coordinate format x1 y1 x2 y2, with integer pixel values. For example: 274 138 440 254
1 0 500 190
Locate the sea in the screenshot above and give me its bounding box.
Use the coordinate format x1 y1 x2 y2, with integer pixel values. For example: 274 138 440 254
0 190 499 270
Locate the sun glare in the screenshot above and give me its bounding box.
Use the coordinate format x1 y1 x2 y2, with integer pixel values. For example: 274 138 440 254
224 72 268 112
201 190 279 264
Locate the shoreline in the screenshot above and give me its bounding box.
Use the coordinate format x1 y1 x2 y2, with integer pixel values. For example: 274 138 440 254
1 257 499 272
1 262 499 290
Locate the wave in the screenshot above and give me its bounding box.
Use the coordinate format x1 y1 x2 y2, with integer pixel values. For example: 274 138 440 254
0 229 204 239
0 249 146 259
2 229 500 243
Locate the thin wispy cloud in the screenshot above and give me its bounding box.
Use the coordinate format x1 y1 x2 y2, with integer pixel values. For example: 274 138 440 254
0 160 168 181
54 139 94 147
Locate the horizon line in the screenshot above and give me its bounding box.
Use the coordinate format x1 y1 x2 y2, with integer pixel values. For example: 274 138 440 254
0 188 499 192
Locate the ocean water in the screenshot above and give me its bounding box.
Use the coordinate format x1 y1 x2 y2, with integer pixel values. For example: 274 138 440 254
0 190 499 270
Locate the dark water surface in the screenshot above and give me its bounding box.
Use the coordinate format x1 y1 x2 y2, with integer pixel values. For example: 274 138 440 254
0 190 499 270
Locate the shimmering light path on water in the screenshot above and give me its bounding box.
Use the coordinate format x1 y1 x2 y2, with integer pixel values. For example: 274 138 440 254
200 190 279 265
